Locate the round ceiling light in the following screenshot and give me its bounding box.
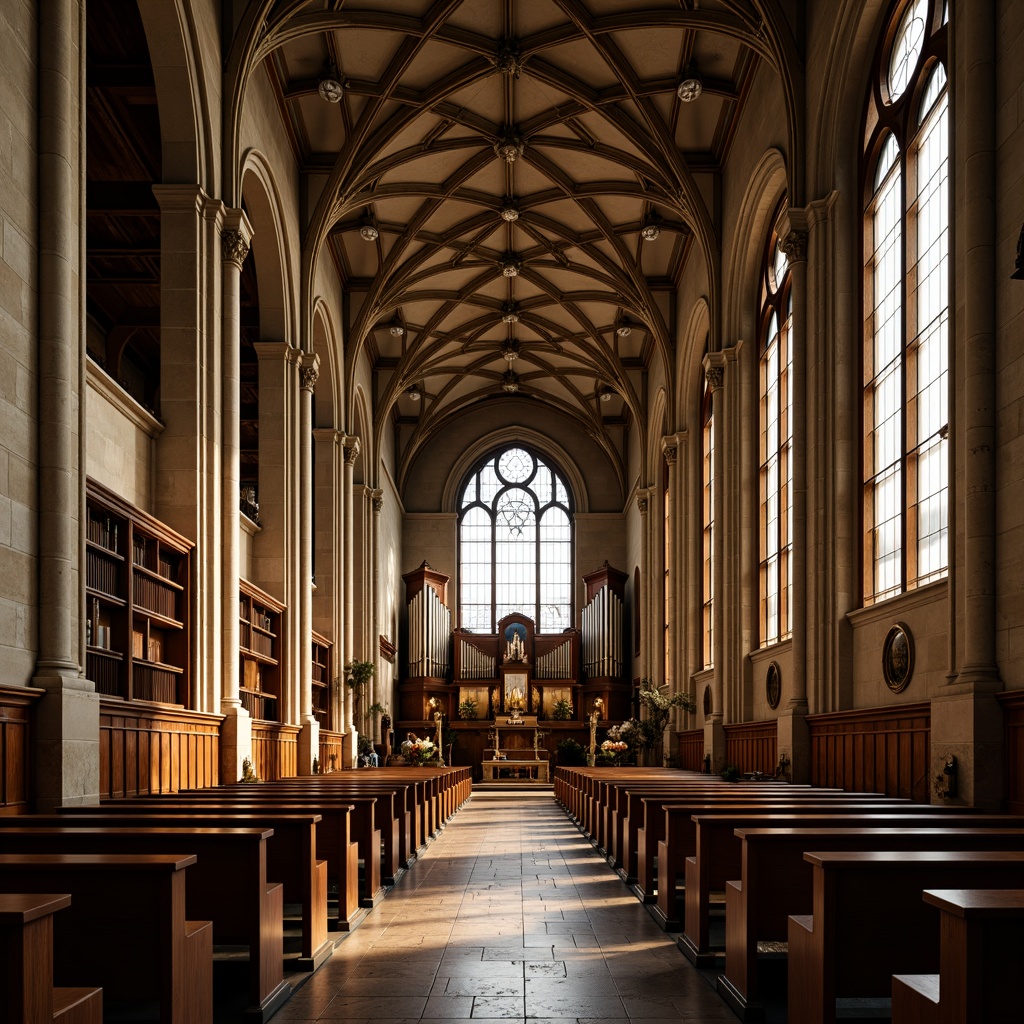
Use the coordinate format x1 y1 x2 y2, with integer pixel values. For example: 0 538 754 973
677 65 703 103
615 318 632 337
501 340 519 363
389 322 404 337
501 301 520 324
318 61 345 103
501 369 520 392
499 196 521 222
641 219 661 241
600 389 613 403
407 386 420 401
359 221 379 242
500 253 522 278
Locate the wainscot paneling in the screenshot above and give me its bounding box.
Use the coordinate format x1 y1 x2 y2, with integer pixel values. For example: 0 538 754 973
318 729 345 774
724 720 778 775
100 700 221 797
251 721 300 781
807 702 930 803
676 729 705 772
0 685 43 813
996 689 1024 814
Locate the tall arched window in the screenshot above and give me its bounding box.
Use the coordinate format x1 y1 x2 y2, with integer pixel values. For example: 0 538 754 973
862 0 948 603
702 380 714 669
760 209 793 646
458 446 573 632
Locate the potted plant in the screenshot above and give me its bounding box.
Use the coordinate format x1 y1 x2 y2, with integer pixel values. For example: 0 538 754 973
551 697 574 721
344 659 375 730
458 697 478 720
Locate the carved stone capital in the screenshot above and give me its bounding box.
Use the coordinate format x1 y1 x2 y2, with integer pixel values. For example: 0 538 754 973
779 229 808 263
221 229 250 269
300 365 319 392
371 488 384 514
662 445 677 466
636 491 650 514
705 363 724 392
343 436 361 465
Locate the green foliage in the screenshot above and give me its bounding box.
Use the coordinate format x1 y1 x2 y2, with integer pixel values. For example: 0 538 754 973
458 698 478 720
720 764 741 783
556 737 586 766
551 697 574 720
367 702 387 716
344 659 376 689
357 735 374 757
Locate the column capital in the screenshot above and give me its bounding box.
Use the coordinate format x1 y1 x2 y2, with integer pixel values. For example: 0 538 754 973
343 436 361 465
300 353 320 392
636 488 653 514
370 488 384 515
702 352 726 391
661 432 685 464
779 228 808 264
221 208 254 269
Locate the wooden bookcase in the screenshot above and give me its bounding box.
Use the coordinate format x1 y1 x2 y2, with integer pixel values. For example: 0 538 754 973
86 481 192 705
239 580 284 722
311 631 332 727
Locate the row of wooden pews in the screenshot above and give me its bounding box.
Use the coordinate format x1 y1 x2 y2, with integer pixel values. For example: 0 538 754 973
555 766 1024 1024
0 765 470 1023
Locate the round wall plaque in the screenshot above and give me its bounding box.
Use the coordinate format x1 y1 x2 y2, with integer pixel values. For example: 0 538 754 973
882 622 914 693
766 661 781 709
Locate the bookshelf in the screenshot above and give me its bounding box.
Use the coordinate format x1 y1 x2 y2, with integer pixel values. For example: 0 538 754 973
239 580 284 721
312 631 332 727
86 481 192 705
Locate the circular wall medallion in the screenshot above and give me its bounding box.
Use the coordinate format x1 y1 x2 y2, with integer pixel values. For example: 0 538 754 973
882 622 914 693
766 662 782 710
703 685 712 716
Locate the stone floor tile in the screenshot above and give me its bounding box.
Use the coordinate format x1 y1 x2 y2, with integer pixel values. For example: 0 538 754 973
471 995 527 1017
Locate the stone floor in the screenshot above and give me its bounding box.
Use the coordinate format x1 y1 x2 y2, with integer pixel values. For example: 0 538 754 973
273 789 738 1023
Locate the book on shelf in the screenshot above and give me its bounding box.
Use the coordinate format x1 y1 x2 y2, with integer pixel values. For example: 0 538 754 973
132 630 144 659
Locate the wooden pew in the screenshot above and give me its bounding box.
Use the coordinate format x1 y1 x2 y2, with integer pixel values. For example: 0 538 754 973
0 892 102 1024
49 810 333 971
121 792 384 904
717 821 1024 1019
892 889 1024 1024
654 799 943 931
788 851 1024 1024
0 825 289 1021
682 807 1007 958
0 853 212 1024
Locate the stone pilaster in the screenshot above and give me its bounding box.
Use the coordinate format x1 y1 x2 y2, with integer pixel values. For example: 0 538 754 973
33 0 100 809
703 353 727 727
297 357 320 773
342 437 361 743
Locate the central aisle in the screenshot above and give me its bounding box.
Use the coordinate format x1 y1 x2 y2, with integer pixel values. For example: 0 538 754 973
276 790 736 1022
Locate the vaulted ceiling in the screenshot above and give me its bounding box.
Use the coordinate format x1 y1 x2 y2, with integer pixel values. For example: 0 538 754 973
243 0 793 476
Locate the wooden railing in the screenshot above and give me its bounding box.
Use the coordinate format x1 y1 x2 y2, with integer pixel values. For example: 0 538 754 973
251 721 300 781
807 701 930 802
100 700 221 797
724 720 778 775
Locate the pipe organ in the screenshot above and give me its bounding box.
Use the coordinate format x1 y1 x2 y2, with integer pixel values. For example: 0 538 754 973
534 638 574 679
407 585 451 679
582 584 623 679
458 638 496 680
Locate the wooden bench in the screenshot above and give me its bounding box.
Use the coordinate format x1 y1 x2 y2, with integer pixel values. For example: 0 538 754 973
0 892 102 1024
50 810 333 971
716 820 1024 1019
892 889 1024 1024
788 850 1024 1024
653 799 940 930
0 853 212 1024
0 824 289 1020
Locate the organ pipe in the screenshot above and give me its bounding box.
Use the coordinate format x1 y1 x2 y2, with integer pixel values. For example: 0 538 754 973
582 584 623 678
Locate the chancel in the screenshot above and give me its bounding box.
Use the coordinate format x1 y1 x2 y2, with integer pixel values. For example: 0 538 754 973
2 1 1024 1022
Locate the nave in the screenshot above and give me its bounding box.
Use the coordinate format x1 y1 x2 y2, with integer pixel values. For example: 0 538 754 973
280 791 733 1023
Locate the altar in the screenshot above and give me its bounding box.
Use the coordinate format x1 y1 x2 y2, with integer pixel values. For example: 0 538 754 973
481 759 550 782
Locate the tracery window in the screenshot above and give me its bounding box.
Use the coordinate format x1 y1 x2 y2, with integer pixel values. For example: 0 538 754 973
759 211 793 646
458 446 573 632
862 0 948 603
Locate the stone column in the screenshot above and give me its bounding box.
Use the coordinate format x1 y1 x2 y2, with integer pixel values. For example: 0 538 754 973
33 0 100 809
931 3 1002 809
218 210 253 784
635 488 652 684
702 355 727 771
662 434 691 731
370 487 385 719
343 436 361 759
777 223 811 782
297 358 320 773
313 427 344 732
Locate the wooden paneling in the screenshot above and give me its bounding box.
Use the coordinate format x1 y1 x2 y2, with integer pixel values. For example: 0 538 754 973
807 702 930 802
100 700 221 797
996 689 1024 813
724 720 778 775
318 729 344 773
0 685 42 814
676 729 705 772
251 721 299 781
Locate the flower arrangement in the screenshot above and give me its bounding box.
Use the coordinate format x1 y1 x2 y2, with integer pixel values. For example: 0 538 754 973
458 697 478 720
406 737 437 766
601 740 628 754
